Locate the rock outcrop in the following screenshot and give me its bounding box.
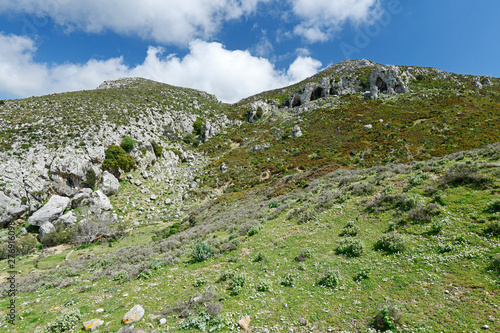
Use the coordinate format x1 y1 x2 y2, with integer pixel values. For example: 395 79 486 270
99 171 120 196
28 195 71 226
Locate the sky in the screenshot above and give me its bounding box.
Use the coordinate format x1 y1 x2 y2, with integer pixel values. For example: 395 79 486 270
0 0 499 103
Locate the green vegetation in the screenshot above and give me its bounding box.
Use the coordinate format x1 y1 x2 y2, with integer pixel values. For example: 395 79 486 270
102 144 135 173
120 136 135 153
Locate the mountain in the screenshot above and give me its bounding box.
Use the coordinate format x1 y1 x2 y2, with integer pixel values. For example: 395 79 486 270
0 60 499 332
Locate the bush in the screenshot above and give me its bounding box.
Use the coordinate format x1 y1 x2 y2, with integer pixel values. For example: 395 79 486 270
408 203 440 223
194 278 207 287
336 238 364 257
317 269 342 289
407 172 429 187
374 233 405 253
294 247 313 262
230 273 246 295
120 137 135 153
102 145 135 173
281 271 298 287
490 254 500 272
193 118 203 136
248 224 262 236
340 221 359 237
440 164 491 187
375 303 402 331
254 252 267 262
71 212 123 245
151 141 163 158
81 168 96 188
256 106 264 119
354 267 371 282
0 235 38 259
438 243 453 253
192 242 213 262
183 133 200 147
43 308 81 333
486 200 500 214
40 224 74 246
484 221 500 237
256 278 271 292
113 270 129 283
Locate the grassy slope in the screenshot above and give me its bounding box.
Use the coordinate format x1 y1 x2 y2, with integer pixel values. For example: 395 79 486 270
1 146 500 332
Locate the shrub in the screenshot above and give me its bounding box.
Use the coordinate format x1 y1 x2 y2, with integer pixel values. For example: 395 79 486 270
317 269 342 289
336 238 364 257
193 118 203 136
490 254 500 272
151 141 163 158
294 247 313 262
408 203 440 223
340 221 359 237
183 133 200 147
248 224 262 236
205 302 223 317
354 267 371 282
256 278 271 292
102 145 135 173
230 273 246 295
440 164 491 187
407 172 429 187
348 182 375 196
120 136 135 153
194 278 207 287
484 222 500 237
281 271 298 287
0 235 38 259
256 106 264 119
375 303 402 331
40 224 73 246
71 212 123 245
192 242 213 262
374 233 405 253
486 200 500 214
81 168 96 188
113 270 129 283
254 252 267 262
43 308 81 333
438 243 453 253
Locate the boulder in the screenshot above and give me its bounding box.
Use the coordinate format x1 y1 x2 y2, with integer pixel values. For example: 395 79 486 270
0 192 28 226
89 190 112 213
99 171 120 196
123 305 145 324
71 188 93 209
291 125 303 139
86 146 105 163
364 124 373 130
39 222 55 238
220 163 228 174
165 199 172 205
238 315 251 331
28 195 71 226
55 211 78 226
83 318 104 331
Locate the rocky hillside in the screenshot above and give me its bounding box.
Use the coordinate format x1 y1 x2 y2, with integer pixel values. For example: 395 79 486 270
0 59 499 332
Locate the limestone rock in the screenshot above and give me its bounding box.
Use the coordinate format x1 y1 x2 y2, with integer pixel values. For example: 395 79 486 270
86 146 105 163
0 192 28 226
364 124 373 130
150 194 157 201
220 163 228 173
28 195 70 226
134 180 143 186
83 318 104 331
71 188 93 209
165 198 172 205
99 171 120 196
238 315 251 331
55 211 78 226
50 152 93 197
89 190 113 214
291 125 303 139
39 222 55 238
123 305 145 324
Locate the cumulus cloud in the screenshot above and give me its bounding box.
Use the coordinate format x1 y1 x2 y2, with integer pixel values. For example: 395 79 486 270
290 0 382 42
0 0 268 44
0 33 322 103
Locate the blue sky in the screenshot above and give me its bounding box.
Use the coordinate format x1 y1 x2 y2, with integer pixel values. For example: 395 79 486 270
0 0 499 103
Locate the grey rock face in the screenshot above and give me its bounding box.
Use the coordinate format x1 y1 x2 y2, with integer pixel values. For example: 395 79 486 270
50 152 93 197
28 195 71 226
39 222 55 238
0 192 28 226
71 188 93 209
55 211 78 226
123 304 145 324
99 171 120 196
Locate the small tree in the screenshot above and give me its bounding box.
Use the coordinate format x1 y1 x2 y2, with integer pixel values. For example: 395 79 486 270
120 137 135 153
193 118 203 136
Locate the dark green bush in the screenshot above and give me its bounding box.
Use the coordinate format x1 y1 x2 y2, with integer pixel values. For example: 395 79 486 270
294 247 313 262
408 203 440 223
193 118 203 136
336 238 364 257
375 303 402 331
43 308 81 333
486 200 500 214
183 133 200 147
102 145 135 172
354 267 371 282
81 168 96 188
374 233 405 253
151 141 163 158
340 221 359 237
281 271 298 287
484 221 500 237
120 137 135 153
192 242 213 262
0 235 38 259
440 164 491 187
40 224 73 246
256 106 263 119
317 269 342 289
256 278 271 292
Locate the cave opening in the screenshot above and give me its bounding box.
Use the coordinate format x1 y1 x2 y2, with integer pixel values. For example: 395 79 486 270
310 87 324 101
292 95 302 107
376 77 388 93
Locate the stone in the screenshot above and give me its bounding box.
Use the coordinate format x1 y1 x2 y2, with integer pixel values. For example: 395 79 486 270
126 174 134 180
123 305 145 324
89 190 113 213
83 318 104 331
71 188 93 209
28 195 71 226
220 163 228 173
39 222 55 238
363 124 373 130
141 170 149 179
150 194 157 201
238 315 251 331
159 318 167 325
299 318 308 326
291 125 303 139
95 308 104 314
0 192 28 226
20 227 27 235
482 325 490 329
99 171 120 196
86 146 105 164
50 152 93 197
55 211 78 226
165 199 172 205
134 180 142 186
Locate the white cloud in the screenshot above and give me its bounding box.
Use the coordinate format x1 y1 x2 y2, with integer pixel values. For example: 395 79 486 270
0 33 322 103
0 0 268 45
289 0 382 42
